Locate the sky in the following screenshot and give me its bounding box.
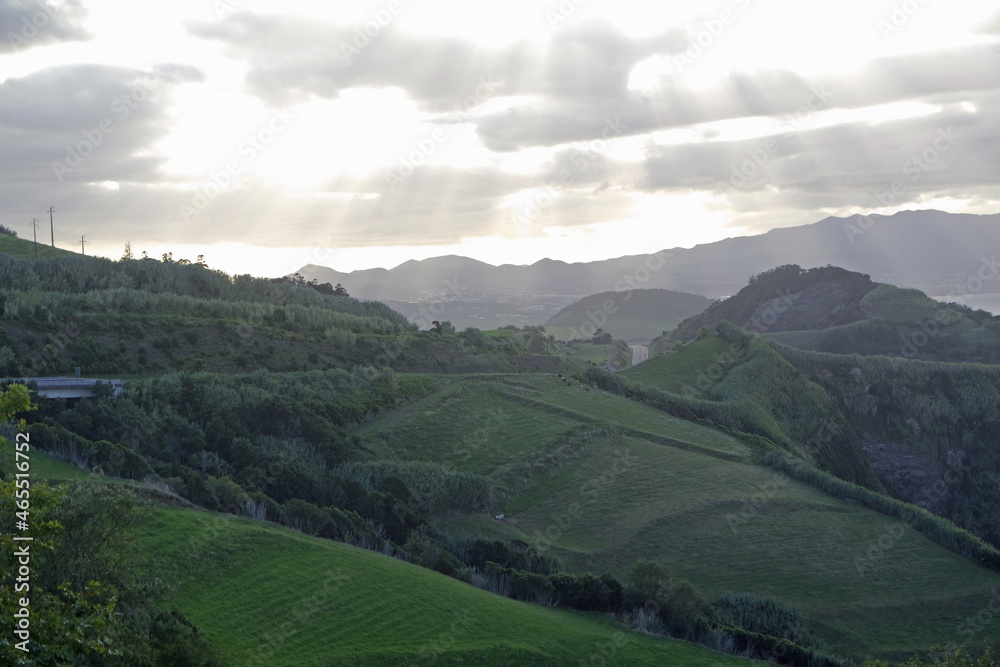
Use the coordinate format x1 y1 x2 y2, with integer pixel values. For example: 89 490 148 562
0 0 998 277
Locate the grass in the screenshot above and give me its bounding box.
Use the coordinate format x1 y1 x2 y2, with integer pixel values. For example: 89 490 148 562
135 506 758 666
0 234 80 259
27 449 97 481
355 378 583 476
401 376 1000 660
354 375 750 475
569 342 617 365
623 337 739 396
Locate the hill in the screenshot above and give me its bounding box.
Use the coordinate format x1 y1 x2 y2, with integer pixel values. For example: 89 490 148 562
296 210 1000 330
137 505 758 667
0 253 583 378
652 265 1000 363
351 373 1000 660
8 451 756 667
6 251 1000 665
0 232 80 259
544 289 714 344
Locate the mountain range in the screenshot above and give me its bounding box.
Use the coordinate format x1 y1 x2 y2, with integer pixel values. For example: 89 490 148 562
297 209 1000 331
299 209 1000 303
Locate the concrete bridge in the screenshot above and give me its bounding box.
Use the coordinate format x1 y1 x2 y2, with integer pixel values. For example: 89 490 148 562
1 377 125 399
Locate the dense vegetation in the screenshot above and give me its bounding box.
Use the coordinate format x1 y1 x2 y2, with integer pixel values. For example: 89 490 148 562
0 253 580 377
0 385 222 666
4 250 1000 665
773 343 1000 547
654 265 1000 363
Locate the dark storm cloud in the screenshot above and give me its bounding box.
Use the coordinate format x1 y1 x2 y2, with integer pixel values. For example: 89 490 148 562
1 0 89 52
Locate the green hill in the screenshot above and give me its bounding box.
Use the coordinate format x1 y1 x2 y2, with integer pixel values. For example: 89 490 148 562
0 253 582 378
353 373 1000 661
0 233 80 259
9 453 755 666
652 265 1000 363
7 253 1000 665
546 289 713 344
135 505 756 667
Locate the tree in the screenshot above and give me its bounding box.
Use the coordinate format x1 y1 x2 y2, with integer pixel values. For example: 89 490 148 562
333 283 349 297
865 646 998 666
121 241 134 260
0 383 33 428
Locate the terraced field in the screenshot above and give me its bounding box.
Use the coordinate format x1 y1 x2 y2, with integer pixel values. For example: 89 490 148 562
134 507 757 666
358 374 1000 660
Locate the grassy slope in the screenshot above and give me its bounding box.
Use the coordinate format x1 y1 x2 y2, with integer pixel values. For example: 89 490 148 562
356 374 1000 660
135 507 755 667
0 234 79 259
24 443 754 666
622 336 735 396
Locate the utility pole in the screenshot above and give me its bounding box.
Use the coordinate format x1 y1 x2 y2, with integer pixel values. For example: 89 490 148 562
80 235 86 255
48 206 54 247
31 218 38 258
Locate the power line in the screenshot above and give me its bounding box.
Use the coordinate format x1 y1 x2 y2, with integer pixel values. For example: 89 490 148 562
80 235 86 255
31 218 38 258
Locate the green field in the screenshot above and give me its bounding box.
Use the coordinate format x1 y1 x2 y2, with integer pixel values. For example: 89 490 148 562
135 506 757 667
0 234 80 259
622 336 738 396
355 375 750 474
23 445 755 666
353 374 1000 660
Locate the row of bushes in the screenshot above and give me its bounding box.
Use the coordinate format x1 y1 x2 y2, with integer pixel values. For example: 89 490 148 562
764 451 1000 572
583 326 879 487
0 287 407 335
467 560 849 666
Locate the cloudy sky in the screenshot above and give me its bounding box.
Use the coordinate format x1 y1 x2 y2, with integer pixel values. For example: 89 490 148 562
1 0 998 276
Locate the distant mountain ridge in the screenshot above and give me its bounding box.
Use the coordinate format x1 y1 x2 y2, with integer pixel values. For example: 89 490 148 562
298 210 1000 304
